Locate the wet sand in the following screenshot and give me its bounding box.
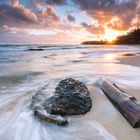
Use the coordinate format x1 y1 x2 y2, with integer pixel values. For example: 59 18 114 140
87 86 140 140
88 53 140 139
1 45 140 140
118 54 140 67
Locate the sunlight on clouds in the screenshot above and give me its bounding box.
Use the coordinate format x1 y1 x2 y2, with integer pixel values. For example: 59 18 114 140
70 29 93 40
26 28 93 41
0 0 139 44
104 28 122 42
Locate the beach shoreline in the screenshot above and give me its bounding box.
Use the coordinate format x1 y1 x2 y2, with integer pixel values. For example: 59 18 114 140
86 52 140 139
87 86 140 140
118 55 140 67
1 44 140 140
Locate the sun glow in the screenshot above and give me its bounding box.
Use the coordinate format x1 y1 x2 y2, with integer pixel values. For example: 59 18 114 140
103 53 118 61
104 28 121 42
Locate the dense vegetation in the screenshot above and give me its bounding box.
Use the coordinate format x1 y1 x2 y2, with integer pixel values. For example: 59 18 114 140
114 28 140 44
82 28 140 45
82 40 107 45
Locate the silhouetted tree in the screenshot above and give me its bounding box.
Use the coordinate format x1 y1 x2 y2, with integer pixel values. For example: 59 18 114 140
115 28 140 44
82 28 140 45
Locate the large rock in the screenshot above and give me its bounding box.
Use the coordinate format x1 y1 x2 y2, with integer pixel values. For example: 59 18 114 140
31 78 92 125
44 78 92 115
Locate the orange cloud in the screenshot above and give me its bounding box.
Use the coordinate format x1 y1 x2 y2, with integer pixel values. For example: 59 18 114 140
0 0 61 29
75 0 140 33
12 0 19 7
81 22 104 34
41 5 59 21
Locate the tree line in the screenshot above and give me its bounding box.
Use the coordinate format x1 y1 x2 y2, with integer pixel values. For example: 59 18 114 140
82 28 140 45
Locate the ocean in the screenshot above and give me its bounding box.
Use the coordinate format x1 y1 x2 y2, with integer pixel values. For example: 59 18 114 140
0 44 140 140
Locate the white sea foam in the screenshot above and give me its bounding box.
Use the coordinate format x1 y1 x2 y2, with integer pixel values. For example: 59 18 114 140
0 110 116 140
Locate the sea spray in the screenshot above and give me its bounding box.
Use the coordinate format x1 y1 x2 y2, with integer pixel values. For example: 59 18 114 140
0 109 116 140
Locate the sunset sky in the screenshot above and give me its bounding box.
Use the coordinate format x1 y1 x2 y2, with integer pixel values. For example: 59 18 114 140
0 0 139 44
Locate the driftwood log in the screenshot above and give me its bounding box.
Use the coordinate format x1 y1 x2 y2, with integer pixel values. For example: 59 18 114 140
98 78 140 128
33 104 68 125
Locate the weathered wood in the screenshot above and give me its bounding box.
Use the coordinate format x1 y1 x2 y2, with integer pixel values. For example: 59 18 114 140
98 78 140 128
33 104 68 126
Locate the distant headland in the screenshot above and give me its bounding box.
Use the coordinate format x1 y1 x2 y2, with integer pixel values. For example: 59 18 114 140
82 28 140 45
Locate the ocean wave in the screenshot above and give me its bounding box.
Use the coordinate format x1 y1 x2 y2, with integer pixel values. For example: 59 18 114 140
0 72 43 85
0 109 116 140
24 48 45 51
0 44 140 53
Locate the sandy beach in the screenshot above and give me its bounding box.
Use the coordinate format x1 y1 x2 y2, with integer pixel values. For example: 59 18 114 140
87 85 140 140
118 54 140 67
85 54 140 140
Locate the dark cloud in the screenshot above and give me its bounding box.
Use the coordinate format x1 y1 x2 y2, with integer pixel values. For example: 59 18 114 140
31 0 65 5
73 0 138 13
81 22 104 34
74 0 140 31
0 0 60 29
46 0 65 5
67 14 75 22
73 0 116 11
0 3 38 27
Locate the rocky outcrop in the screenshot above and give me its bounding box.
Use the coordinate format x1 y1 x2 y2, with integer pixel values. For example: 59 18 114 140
31 78 92 125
